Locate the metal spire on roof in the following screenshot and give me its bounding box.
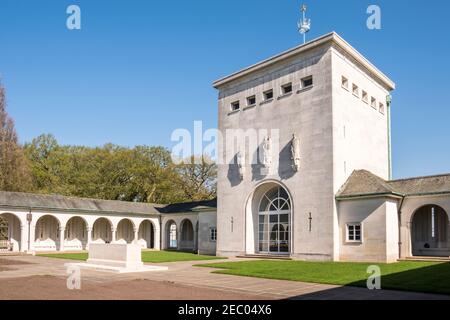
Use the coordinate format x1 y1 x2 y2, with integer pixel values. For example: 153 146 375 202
297 4 311 44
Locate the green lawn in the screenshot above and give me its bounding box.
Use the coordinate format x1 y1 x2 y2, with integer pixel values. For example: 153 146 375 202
198 260 450 295
38 250 225 263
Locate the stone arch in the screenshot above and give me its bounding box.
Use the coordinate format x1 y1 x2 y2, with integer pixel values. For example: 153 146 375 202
245 180 293 255
138 220 155 249
64 216 88 250
179 219 195 251
116 218 135 244
411 204 450 257
34 215 61 251
0 212 23 252
165 220 177 249
92 217 113 244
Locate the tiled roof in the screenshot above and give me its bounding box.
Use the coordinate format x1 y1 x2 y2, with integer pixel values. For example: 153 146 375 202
337 170 450 199
158 198 217 214
0 191 162 215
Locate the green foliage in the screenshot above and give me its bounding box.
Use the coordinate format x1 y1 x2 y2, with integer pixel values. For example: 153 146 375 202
0 81 32 192
23 134 216 203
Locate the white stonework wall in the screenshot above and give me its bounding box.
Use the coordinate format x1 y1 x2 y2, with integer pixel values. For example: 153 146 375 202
216 42 335 260
399 195 450 258
161 214 198 251
0 207 160 252
197 211 217 255
337 197 399 263
331 46 392 260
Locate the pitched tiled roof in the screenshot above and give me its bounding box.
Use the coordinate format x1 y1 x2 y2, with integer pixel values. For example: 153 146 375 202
0 191 162 215
337 170 450 199
158 198 217 214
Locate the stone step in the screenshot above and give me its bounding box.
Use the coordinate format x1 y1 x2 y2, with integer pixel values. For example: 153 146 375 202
236 254 292 261
399 256 450 263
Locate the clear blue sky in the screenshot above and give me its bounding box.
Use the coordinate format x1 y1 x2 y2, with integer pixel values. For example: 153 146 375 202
0 0 449 179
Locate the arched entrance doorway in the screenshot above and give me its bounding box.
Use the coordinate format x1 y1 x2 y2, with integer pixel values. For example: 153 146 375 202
0 213 22 252
166 220 177 249
65 216 87 250
35 215 60 251
246 182 292 255
138 220 155 249
412 205 450 257
258 186 291 254
92 218 112 244
116 219 134 244
180 219 194 251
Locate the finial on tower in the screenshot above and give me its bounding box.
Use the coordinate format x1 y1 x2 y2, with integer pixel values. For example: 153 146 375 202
298 4 311 44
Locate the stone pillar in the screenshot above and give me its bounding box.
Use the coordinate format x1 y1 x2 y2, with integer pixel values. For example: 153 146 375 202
133 227 139 244
111 227 117 243
20 224 27 252
59 226 66 252
154 224 161 250
29 224 36 252
86 227 92 250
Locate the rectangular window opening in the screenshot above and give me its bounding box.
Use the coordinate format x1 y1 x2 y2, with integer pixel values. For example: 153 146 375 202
341 76 349 90
230 101 240 112
301 76 313 89
352 84 359 97
246 95 256 107
263 89 274 101
281 83 293 95
347 223 362 242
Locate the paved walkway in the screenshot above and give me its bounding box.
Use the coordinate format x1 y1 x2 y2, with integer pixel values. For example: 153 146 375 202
0 255 449 300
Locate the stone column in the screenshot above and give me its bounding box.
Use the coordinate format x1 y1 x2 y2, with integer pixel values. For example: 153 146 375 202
86 227 92 250
59 226 66 252
20 224 27 252
133 227 139 245
111 227 117 243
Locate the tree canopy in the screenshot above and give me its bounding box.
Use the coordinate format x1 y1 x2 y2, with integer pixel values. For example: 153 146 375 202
0 81 32 192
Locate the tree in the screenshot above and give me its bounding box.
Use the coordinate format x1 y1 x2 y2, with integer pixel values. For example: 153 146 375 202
175 156 217 201
0 81 31 192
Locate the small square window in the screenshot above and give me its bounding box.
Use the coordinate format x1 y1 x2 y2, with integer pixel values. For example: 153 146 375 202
341 76 349 90
246 95 256 107
362 91 368 103
230 101 240 112
379 102 385 114
347 223 362 242
210 227 217 242
352 84 359 97
281 83 293 95
301 76 313 88
371 97 377 109
263 89 274 101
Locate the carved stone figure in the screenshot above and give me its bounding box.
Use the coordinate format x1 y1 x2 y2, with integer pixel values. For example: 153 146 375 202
236 151 244 180
291 134 301 172
261 136 272 168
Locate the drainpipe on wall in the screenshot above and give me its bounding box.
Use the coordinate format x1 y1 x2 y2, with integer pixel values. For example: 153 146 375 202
397 196 405 259
387 95 393 180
